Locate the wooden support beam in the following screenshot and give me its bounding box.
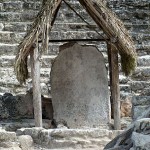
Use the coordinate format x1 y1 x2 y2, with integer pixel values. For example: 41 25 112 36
38 38 108 43
30 46 42 127
107 43 121 130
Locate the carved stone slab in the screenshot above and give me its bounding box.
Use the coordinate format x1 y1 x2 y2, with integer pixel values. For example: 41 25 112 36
51 43 110 128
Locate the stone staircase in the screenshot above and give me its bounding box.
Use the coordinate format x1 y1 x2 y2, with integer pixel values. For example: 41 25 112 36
0 0 149 114
0 0 150 96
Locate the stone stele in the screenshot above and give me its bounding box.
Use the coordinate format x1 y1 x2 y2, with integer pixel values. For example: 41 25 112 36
51 42 110 128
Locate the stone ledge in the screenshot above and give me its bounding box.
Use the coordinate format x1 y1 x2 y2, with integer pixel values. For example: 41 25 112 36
17 127 123 149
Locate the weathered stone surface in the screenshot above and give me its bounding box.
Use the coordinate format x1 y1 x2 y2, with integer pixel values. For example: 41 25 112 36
1 119 52 131
17 127 122 149
132 96 150 106
0 92 53 120
133 105 149 120
0 141 19 148
0 128 21 149
132 67 150 81
104 118 150 149
0 23 4 31
132 132 150 149
18 135 34 150
0 128 16 142
132 96 150 120
51 43 110 128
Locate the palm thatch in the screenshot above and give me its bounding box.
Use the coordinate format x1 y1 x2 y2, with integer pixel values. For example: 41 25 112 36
15 0 62 84
15 0 137 84
79 0 137 76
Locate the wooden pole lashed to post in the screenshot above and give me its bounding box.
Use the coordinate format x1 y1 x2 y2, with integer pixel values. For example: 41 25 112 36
107 43 121 130
30 46 42 127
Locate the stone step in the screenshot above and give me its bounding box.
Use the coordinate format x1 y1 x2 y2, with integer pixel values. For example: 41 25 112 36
137 55 150 66
132 66 150 81
0 85 26 96
17 128 123 149
0 43 18 55
0 30 104 44
0 67 51 85
0 128 17 142
0 76 50 96
120 84 131 93
0 55 57 68
0 11 38 22
0 1 41 12
1 22 32 32
129 81 150 95
0 31 25 44
0 42 60 55
1 22 98 32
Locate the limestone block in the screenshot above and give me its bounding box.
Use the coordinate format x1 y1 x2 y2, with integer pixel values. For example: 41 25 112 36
132 132 150 150
132 67 150 81
0 129 16 142
3 2 23 12
0 12 21 22
0 43 18 55
132 96 150 106
138 55 150 67
23 2 41 10
0 141 19 148
0 23 4 31
133 105 149 120
18 135 34 150
51 43 110 128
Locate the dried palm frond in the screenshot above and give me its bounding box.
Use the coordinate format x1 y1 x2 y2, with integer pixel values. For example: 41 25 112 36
79 0 137 76
15 0 62 84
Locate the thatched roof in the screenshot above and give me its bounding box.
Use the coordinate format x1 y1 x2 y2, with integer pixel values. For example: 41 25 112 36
15 0 137 84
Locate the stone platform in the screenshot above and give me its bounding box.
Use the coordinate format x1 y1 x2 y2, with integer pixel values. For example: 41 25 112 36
17 127 122 150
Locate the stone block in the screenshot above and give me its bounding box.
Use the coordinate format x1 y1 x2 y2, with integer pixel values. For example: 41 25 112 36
0 56 15 67
130 81 150 94
133 105 149 120
0 141 19 148
0 89 54 119
0 3 3 11
0 44 18 55
23 2 41 10
0 129 16 142
51 43 110 128
137 55 150 66
0 31 25 44
132 67 150 81
21 11 38 22
0 12 21 22
132 96 150 106
18 135 34 150
4 22 29 32
132 132 150 150
0 23 4 31
3 2 23 12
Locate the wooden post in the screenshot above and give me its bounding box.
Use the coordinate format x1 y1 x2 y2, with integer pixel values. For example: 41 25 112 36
107 43 121 130
30 46 42 127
